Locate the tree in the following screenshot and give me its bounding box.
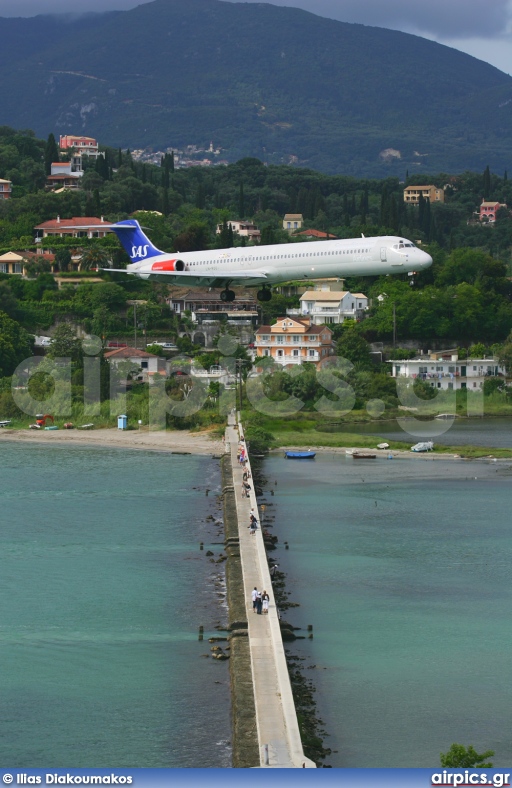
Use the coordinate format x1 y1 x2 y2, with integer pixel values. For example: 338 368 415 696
440 744 494 768
336 326 373 369
0 311 33 376
44 133 59 176
54 248 72 272
238 181 245 218
498 341 512 375
79 246 110 271
0 281 19 318
47 324 81 361
483 165 491 200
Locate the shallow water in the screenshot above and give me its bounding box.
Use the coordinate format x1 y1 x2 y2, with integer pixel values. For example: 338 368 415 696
0 443 230 767
264 452 512 767
342 415 512 447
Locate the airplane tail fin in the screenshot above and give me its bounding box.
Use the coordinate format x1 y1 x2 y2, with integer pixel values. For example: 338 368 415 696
110 219 164 264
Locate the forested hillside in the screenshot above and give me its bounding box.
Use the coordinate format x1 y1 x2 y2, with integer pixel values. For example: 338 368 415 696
1 0 512 174
2 126 512 352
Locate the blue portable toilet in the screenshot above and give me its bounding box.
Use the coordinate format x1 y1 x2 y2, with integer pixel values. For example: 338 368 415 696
118 415 128 430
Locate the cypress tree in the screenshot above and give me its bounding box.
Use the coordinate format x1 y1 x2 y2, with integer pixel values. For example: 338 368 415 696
423 199 431 238
162 159 170 190
169 151 175 172
418 193 425 232
504 170 508 182
380 188 389 226
483 165 491 199
162 188 170 216
117 148 123 168
238 181 245 218
297 187 308 216
195 182 206 209
44 133 59 176
94 189 101 217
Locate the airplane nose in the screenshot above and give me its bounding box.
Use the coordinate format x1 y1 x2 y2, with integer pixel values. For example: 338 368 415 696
421 251 433 269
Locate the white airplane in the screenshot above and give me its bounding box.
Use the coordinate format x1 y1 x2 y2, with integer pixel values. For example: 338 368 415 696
101 220 432 302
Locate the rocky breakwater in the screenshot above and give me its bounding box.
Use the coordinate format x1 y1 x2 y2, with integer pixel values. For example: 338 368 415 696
220 453 259 768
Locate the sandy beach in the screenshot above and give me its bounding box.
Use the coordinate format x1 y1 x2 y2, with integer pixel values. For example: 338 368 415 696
0 427 225 455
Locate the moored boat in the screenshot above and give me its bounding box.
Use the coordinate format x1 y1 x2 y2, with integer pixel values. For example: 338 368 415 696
411 441 434 452
284 451 316 459
352 452 376 459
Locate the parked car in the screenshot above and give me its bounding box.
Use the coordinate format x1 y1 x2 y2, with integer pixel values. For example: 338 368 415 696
153 342 178 350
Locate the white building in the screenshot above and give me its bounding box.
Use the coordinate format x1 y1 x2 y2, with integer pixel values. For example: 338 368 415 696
104 346 164 383
216 221 260 241
286 290 368 325
388 350 505 391
189 363 236 387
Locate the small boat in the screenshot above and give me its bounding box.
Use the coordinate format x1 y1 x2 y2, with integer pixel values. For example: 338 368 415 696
78 423 94 430
435 413 457 420
0 419 11 428
377 443 389 449
284 451 316 459
352 452 376 459
411 441 434 452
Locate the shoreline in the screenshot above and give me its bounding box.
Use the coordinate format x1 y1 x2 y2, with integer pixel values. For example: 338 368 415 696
271 446 504 460
0 427 224 456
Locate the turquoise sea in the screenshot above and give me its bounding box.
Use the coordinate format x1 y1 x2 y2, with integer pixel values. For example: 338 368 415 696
264 449 512 767
0 443 230 768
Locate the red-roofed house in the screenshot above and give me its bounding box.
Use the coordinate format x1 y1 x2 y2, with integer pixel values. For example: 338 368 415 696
47 159 84 190
479 201 507 223
59 135 100 157
294 229 337 239
34 216 113 243
254 316 334 367
104 346 164 382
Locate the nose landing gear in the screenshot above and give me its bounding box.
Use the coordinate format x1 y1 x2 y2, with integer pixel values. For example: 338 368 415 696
257 287 272 302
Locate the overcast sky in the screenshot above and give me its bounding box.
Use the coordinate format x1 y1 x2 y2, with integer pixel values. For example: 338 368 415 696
1 0 512 75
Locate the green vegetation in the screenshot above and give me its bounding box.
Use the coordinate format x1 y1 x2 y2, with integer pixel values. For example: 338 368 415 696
2 126 512 438
1 0 512 174
440 744 494 768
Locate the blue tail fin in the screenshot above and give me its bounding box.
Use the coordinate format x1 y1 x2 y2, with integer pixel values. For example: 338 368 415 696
111 220 164 263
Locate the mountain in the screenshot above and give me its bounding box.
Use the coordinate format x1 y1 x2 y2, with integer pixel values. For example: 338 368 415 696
1 0 512 175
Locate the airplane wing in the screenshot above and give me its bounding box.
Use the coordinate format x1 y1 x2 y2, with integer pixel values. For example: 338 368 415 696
103 268 268 285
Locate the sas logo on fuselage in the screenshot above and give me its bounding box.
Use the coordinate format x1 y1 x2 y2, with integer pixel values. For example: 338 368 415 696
131 245 149 259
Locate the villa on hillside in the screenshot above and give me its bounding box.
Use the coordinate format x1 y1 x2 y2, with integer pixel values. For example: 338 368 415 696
283 213 304 232
216 221 261 241
254 316 334 367
479 200 507 223
388 350 505 391
59 135 101 157
403 185 445 204
0 178 12 200
34 216 112 242
286 289 368 325
104 346 165 383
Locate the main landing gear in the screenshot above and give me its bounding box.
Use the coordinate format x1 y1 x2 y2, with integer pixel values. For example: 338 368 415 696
257 287 272 302
220 288 236 302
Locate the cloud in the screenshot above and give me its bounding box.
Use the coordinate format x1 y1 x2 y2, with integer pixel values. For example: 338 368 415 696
0 0 510 40
0 0 141 16
258 0 512 39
